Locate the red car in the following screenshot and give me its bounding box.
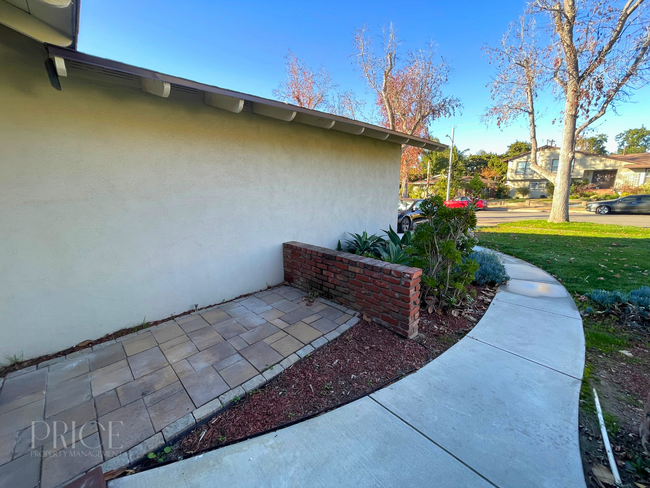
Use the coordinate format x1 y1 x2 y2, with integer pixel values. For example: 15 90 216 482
444 196 487 209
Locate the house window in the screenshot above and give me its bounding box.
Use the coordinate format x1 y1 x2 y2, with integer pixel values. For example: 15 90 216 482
515 161 530 176
551 159 559 172
551 158 575 172
529 181 547 190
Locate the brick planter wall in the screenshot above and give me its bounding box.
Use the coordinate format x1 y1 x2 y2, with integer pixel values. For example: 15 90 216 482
283 242 421 338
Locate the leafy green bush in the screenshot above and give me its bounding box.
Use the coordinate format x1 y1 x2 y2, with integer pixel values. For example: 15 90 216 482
465 174 485 199
570 178 592 196
467 250 510 285
494 183 510 199
516 186 530 197
408 196 479 311
546 181 555 196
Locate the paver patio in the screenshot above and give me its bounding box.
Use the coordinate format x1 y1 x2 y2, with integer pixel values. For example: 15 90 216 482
0 286 357 488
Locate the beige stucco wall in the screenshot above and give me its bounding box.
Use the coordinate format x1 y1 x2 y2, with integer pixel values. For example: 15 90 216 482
0 27 401 360
506 148 638 197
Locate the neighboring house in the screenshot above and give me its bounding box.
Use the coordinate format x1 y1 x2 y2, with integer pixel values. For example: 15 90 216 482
411 175 499 197
505 146 649 198
0 13 445 359
605 153 650 187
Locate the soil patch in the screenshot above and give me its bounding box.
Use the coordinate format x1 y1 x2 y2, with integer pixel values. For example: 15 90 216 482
579 319 650 488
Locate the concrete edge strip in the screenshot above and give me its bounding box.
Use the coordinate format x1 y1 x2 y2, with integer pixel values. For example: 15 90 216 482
466 336 583 381
368 396 501 488
493 295 582 320
508 277 561 285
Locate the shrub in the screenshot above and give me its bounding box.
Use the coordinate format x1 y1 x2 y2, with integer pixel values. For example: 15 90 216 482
466 174 485 199
494 183 510 199
339 227 413 264
570 179 592 196
342 232 385 256
408 196 479 312
616 181 650 196
516 186 530 197
546 181 555 196
376 226 413 264
629 286 650 309
585 286 650 322
383 225 412 248
586 289 629 308
467 250 510 285
378 241 410 265
407 185 427 199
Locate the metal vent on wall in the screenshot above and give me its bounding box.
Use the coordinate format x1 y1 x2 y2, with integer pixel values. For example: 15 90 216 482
66 61 134 81
171 84 199 95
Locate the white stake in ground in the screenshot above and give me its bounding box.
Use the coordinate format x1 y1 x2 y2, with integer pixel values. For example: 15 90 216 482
593 388 622 486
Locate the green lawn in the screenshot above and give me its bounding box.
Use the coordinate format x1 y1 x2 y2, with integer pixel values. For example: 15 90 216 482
477 220 650 295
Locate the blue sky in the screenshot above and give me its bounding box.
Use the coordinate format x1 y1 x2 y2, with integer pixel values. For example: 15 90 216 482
78 0 649 155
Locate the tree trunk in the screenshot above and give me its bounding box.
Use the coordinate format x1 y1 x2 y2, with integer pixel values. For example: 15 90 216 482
548 81 579 223
526 84 556 182
401 175 409 198
548 0 578 224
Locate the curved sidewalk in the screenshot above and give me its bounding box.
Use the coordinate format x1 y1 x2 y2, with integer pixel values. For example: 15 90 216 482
110 253 586 488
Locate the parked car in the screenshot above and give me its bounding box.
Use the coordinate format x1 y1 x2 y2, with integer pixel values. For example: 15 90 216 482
397 199 424 232
444 196 487 209
586 194 650 214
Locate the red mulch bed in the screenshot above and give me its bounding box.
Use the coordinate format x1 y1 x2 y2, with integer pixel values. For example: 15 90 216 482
416 284 495 355
128 284 497 474
185 319 429 454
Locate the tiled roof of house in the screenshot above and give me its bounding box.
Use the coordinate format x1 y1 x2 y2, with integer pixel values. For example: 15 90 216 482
503 146 650 167
605 152 650 169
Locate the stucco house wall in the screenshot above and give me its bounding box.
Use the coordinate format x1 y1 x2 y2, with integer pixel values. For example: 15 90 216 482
0 27 401 359
506 147 640 198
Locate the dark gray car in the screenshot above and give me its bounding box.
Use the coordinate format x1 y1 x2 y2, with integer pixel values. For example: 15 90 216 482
398 199 424 232
586 194 650 215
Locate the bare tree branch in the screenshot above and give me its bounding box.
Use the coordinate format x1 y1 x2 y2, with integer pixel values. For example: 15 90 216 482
352 24 461 197
528 0 650 222
484 15 555 181
576 24 650 135
272 50 336 110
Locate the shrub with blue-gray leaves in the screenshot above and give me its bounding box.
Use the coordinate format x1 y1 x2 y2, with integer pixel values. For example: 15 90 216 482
466 251 510 286
585 286 650 324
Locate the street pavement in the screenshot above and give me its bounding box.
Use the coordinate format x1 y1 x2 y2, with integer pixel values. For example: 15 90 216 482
477 209 650 227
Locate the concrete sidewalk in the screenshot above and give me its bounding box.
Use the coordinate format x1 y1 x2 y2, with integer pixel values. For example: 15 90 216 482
109 253 587 488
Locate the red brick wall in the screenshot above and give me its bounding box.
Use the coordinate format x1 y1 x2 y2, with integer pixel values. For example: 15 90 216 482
283 242 421 338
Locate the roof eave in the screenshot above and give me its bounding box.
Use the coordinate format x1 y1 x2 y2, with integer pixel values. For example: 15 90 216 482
0 0 80 48
45 44 447 152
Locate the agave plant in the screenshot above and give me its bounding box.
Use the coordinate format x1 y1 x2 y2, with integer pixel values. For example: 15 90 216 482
344 231 385 257
383 225 412 249
378 241 410 265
